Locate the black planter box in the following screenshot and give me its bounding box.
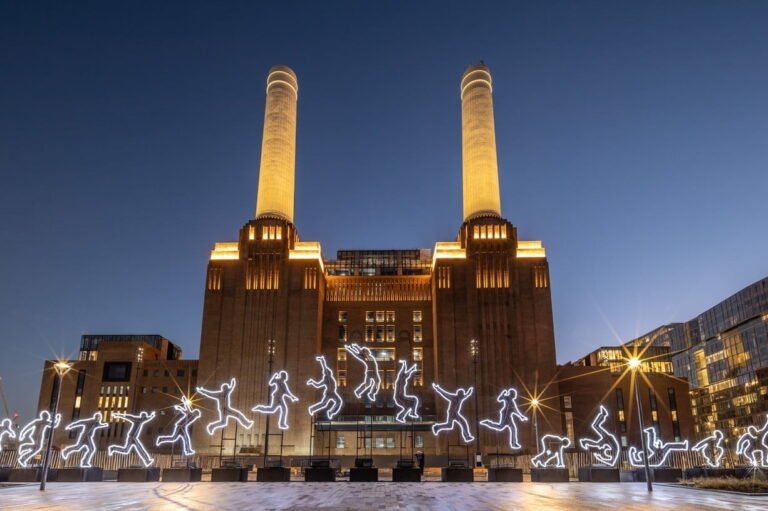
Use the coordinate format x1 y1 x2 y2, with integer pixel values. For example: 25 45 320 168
392 467 421 482
488 467 523 482
256 466 291 482
211 467 249 482
304 467 336 482
441 467 474 482
578 466 620 482
117 468 160 482
8 468 58 482
683 467 739 479
633 467 682 483
57 468 104 482
349 467 378 482
0 467 12 482
162 468 202 482
531 468 569 482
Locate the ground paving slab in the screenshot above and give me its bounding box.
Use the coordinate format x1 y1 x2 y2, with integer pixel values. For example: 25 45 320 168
1 481 766 510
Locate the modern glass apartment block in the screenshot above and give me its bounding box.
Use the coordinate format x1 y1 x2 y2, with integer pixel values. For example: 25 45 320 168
626 278 768 440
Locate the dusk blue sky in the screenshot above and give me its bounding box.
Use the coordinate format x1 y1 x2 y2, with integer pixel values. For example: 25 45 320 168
1 1 767 421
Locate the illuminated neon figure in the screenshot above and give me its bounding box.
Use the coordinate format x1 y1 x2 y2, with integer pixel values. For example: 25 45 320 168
0 418 16 452
306 355 343 420
736 414 768 467
479 387 528 450
107 411 156 467
578 405 621 466
17 410 61 467
345 344 382 402
252 370 299 430
393 360 420 424
156 396 202 456
431 383 475 443
691 429 725 468
61 412 108 468
531 434 572 468
628 427 689 468
197 378 254 435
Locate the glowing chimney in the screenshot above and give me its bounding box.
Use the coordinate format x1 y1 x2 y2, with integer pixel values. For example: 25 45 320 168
460 63 502 221
255 65 299 222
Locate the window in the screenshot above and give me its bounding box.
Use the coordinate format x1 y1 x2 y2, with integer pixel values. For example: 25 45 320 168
143 369 148 377
153 370 159 377
564 411 574 443
563 395 572 409
365 325 374 342
338 311 348 323
376 325 384 342
366 311 375 323
386 311 395 322
373 348 396 362
415 435 424 448
386 325 395 342
338 325 348 342
176 369 185 377
413 348 423 362
337 348 347 362
376 311 385 323
413 325 423 342
413 310 422 322
336 435 346 448
102 362 132 382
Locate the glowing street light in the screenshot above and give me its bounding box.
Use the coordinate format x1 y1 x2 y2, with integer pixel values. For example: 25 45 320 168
469 339 481 467
530 398 540 446
40 360 72 491
628 355 652 492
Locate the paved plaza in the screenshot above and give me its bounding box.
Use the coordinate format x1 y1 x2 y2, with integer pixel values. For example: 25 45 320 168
1 482 765 511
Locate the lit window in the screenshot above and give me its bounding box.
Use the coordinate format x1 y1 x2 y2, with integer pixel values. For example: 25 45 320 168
338 311 348 323
413 325 423 342
338 325 347 342
366 311 375 323
337 348 347 362
374 348 395 362
415 435 424 448
386 311 395 322
413 348 423 362
365 325 374 343
386 325 395 342
74 396 82 409
563 395 572 409
413 310 422 322
336 435 345 448
376 325 384 342
376 311 385 323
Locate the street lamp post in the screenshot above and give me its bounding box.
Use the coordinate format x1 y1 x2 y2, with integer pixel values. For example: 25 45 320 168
470 339 481 467
40 361 72 491
530 398 540 447
629 357 653 492
263 339 276 468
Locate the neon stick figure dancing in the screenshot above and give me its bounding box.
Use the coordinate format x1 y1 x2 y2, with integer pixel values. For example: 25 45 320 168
345 344 382 402
431 383 475 443
479 387 528 450
253 370 299 430
197 378 254 435
578 405 620 466
393 360 420 423
531 434 572 468
107 411 156 467
156 396 202 456
629 427 689 467
692 429 725 468
17 411 61 467
307 356 343 420
61 412 108 467
0 418 16 452
736 414 768 467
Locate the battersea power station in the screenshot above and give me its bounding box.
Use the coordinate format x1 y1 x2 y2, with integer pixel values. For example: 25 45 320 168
37 63 562 464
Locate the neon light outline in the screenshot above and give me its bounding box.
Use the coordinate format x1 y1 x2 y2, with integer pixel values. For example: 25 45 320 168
17 410 61 468
691 429 725 468
197 378 254 435
479 387 528 450
431 383 475 443
345 344 382 402
628 427 689 468
736 414 768 467
107 411 156 467
0 418 16 452
306 355 343 420
393 360 420 424
578 405 620 466
252 370 298 430
155 396 202 456
61 412 108 468
531 434 572 468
